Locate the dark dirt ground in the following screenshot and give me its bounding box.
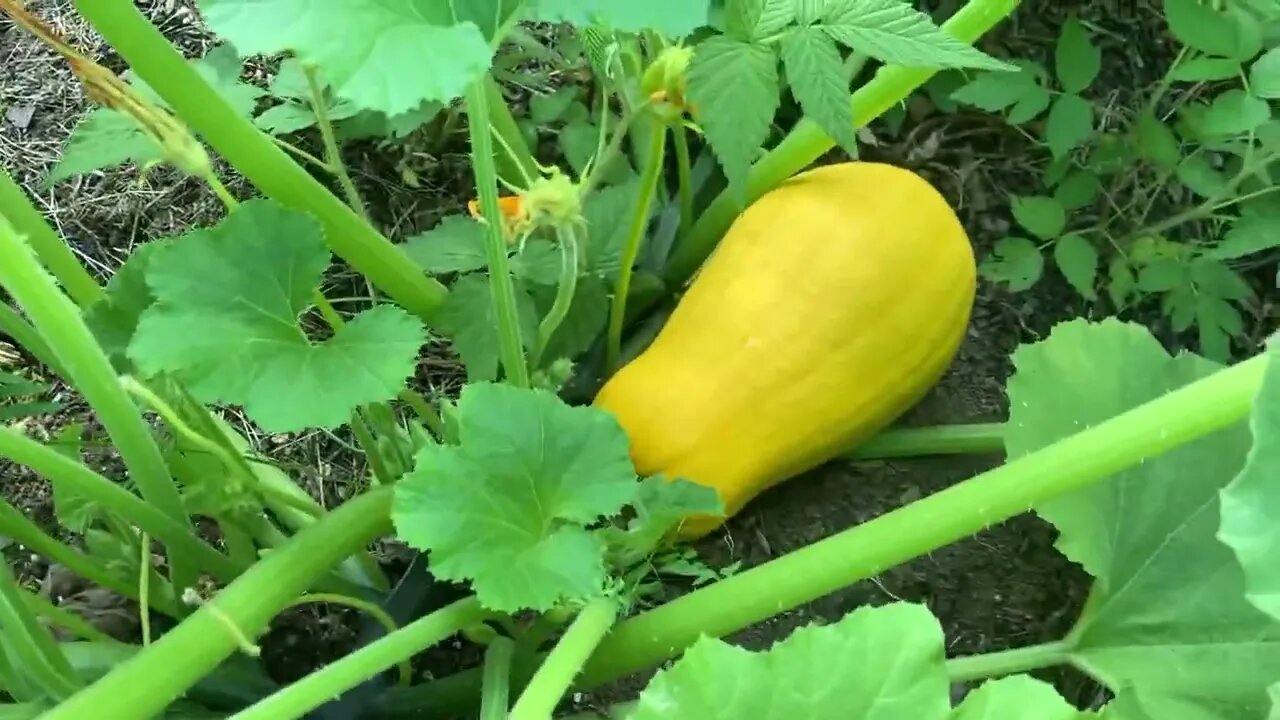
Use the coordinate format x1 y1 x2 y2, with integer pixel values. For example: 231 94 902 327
0 0 1271 717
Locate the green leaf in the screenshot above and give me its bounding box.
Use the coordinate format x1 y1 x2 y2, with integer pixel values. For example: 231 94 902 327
1133 110 1183 171
402 215 488 275
726 0 794 41
47 109 164 186
952 676 1084 720
191 44 266 118
629 603 951 720
951 68 1040 112
83 241 167 370
1176 154 1230 198
392 382 638 612
608 477 724 560
1137 259 1189 292
48 424 96 534
1171 57 1243 82
436 274 539 382
1107 257 1136 308
1191 257 1253 300
1045 93 1094 158
1053 171 1101 210
1196 295 1245 359
1054 233 1099 300
1011 195 1067 240
527 0 711 37
782 27 859 155
1008 319 1280 720
539 274 610 362
583 179 643 277
816 0 1013 71
1166 285 1199 332
1208 214 1280 259
1007 85 1053 125
509 239 563 286
1218 340 1280 619
128 199 426 432
530 87 580 125
1163 0 1244 57
980 237 1043 292
200 0 492 113
254 61 362 136
686 37 780 197
1056 17 1101 94
1201 89 1272 136
1252 47 1280 98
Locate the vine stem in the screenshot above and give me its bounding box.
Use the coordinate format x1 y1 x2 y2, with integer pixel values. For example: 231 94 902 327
1122 150 1280 243
945 640 1072 683
847 423 1005 460
465 77 531 387
606 123 667 373
509 599 618 720
302 64 369 219
228 597 488 720
671 124 694 241
480 637 516 720
532 225 580 368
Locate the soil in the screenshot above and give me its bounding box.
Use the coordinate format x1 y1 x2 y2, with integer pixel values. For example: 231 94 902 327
0 0 1267 718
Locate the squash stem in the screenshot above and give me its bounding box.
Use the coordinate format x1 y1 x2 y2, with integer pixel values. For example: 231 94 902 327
849 423 1006 460
532 225 580 369
509 599 618 720
663 0 1022 289
606 122 667 373
465 77 532 388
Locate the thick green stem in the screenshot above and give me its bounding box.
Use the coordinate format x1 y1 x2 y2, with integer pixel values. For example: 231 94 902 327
0 560 80 700
532 225 580 368
945 640 1072 683
398 350 1269 716
848 423 1006 460
510 599 618 720
73 0 448 323
665 0 1022 288
0 217 199 599
465 78 531 387
606 123 667 373
0 302 65 376
43 487 395 720
0 167 102 309
229 596 487 720
480 637 516 720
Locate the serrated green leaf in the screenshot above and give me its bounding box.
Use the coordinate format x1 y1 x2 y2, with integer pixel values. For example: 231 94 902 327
686 37 780 197
1201 89 1272 136
47 110 164 186
200 0 492 113
1054 171 1102 210
1108 256 1136 308
530 87 581 125
1209 214 1280 259
726 0 794 41
950 69 1039 112
1008 318 1280 720
392 382 638 612
1045 93 1094 158
402 215 488 275
539 273 610 362
980 237 1043 291
1171 57 1244 82
1164 0 1245 57
1056 18 1101 94
1011 195 1067 239
583 179 643 277
817 0 1013 71
83 241 167 370
952 676 1083 720
509 239 563 285
1054 233 1098 299
1191 257 1254 300
1166 285 1199 332
255 61 361 136
1008 84 1053 125
606 476 725 562
128 200 426 431
629 603 950 720
192 44 266 118
1134 110 1183 170
1252 47 1280 98
794 0 825 25
1218 340 1280 619
1176 154 1230 198
436 274 539 382
1137 259 1189 292
782 27 859 154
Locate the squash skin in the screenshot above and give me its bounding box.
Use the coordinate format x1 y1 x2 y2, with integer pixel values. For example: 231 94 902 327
594 162 977 538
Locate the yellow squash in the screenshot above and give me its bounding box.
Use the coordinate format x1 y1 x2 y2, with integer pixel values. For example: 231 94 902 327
594 161 977 538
